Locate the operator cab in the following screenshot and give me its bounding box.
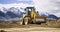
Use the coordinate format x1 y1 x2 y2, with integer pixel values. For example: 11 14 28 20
25 7 35 15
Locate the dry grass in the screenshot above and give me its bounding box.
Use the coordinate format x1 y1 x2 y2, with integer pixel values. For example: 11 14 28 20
0 21 21 28
46 19 60 28
0 19 60 28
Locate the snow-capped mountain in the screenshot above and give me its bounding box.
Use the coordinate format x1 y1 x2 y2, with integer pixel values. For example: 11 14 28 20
40 12 49 16
0 7 58 21
40 12 58 20
0 7 24 21
8 7 24 17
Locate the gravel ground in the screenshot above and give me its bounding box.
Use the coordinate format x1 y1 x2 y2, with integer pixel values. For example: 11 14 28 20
0 26 60 32
0 24 60 32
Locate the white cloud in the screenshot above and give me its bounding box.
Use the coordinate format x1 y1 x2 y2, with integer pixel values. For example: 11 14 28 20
0 3 34 8
33 0 60 17
33 0 50 12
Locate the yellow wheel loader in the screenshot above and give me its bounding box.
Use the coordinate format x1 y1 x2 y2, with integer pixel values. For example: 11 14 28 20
19 7 46 25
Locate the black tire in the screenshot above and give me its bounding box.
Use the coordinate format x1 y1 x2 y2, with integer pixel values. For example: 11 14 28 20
23 17 28 25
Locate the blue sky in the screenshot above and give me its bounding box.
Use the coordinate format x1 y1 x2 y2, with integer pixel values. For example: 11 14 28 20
0 0 33 4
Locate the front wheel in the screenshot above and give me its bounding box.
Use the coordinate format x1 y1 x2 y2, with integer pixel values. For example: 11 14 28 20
19 18 23 25
24 17 28 25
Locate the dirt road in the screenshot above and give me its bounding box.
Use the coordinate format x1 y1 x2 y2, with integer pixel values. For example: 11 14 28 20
0 24 60 32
